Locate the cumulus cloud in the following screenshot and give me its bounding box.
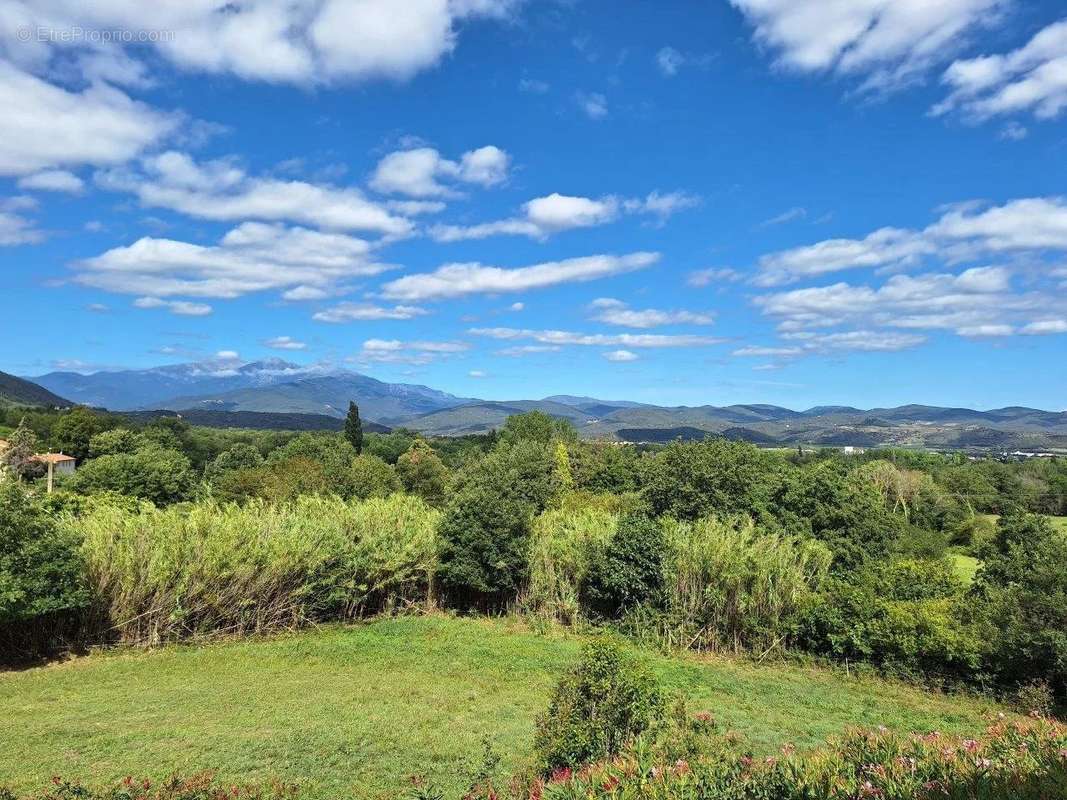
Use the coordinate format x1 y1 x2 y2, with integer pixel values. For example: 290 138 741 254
603 349 639 362
2 0 519 87
754 266 1058 342
380 252 660 301
264 336 307 350
133 297 213 316
934 19 1067 121
755 196 1067 285
469 327 724 348
312 303 428 323
77 222 388 300
589 298 715 328
98 151 411 235
17 170 85 194
0 62 176 176
431 191 697 242
351 338 470 366
370 145 510 197
729 0 1005 90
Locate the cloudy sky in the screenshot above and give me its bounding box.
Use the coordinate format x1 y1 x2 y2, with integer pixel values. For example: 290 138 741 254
2 0 1066 409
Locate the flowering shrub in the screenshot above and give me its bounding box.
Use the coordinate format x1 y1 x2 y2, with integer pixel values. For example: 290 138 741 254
531 716 1067 800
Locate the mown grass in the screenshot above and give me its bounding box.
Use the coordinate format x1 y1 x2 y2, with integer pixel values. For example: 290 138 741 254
0 615 1016 800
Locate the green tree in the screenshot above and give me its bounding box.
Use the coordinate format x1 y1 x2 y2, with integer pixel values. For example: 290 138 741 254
88 428 139 458
69 447 196 505
349 454 401 500
581 514 668 620
345 401 364 455
553 441 574 495
0 483 88 628
205 442 264 481
500 410 577 446
395 439 449 506
50 406 104 461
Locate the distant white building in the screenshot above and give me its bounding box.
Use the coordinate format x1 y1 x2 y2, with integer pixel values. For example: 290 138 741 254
842 446 866 455
33 452 77 476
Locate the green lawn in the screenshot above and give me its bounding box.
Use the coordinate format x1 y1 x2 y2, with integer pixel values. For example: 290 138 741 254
0 616 1014 799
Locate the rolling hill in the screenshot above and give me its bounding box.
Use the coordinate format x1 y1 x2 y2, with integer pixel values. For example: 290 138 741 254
0 370 70 407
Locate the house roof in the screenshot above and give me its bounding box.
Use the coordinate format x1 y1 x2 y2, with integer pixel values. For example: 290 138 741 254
33 452 76 463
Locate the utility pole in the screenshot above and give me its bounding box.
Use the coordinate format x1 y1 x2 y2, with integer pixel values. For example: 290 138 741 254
46 458 54 494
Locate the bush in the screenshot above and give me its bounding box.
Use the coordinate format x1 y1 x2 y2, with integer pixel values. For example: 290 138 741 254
205 443 263 480
533 637 665 772
349 454 401 500
540 716 1067 800
0 484 88 660
581 514 668 621
72 494 439 644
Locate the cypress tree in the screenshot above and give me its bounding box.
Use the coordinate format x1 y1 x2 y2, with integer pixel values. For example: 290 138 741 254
344 401 364 455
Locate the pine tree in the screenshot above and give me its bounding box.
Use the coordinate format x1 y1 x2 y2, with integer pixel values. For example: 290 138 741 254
344 401 364 455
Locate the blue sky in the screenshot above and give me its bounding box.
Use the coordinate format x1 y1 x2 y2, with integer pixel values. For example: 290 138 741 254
2 0 1066 409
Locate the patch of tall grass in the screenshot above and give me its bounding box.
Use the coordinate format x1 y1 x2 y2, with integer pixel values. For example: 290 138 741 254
524 502 830 653
71 494 439 644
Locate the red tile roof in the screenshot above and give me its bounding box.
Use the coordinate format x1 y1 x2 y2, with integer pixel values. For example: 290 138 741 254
33 452 76 463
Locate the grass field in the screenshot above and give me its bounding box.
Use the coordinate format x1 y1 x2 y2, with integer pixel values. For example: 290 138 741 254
0 616 1017 799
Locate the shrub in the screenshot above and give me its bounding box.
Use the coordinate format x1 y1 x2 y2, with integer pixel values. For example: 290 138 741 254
540 716 1067 800
581 513 668 621
205 442 263 480
72 494 439 643
533 637 665 772
0 484 88 660
88 428 139 458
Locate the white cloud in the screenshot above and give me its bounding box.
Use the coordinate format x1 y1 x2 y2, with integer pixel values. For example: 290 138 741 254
1020 319 1067 335
0 61 176 176
78 222 388 300
264 336 307 351
431 190 697 242
589 298 715 328
0 197 42 245
468 369 488 378
999 121 1029 140
509 302 525 311
3 0 518 87
518 77 550 93
469 327 724 348
575 91 608 119
687 267 743 287
755 197 1067 285
216 350 240 360
98 151 411 235
730 0 1005 90
603 349 639 362
133 297 213 316
935 20 1067 121
759 206 807 227
370 145 510 197
733 345 805 357
495 344 561 356
17 170 85 193
386 199 447 216
656 47 685 76
352 338 470 366
312 303 428 323
380 252 660 301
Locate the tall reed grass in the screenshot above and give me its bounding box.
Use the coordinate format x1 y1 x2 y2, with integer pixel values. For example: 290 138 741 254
71 495 439 644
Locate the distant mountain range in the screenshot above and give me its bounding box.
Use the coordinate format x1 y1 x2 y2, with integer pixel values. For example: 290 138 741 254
25 360 1067 450
0 370 70 408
